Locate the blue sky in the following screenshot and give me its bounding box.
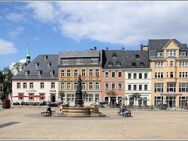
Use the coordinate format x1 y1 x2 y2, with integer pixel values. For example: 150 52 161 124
1 2 188 70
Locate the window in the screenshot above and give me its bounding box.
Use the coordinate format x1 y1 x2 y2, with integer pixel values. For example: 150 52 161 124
179 83 188 92
170 61 174 67
139 85 142 90
29 93 34 101
74 83 77 90
61 59 69 65
128 85 131 90
133 85 137 90
167 83 176 92
144 73 148 79
51 82 55 89
155 61 163 67
37 70 42 75
167 50 176 57
155 72 163 78
139 73 142 79
118 72 122 77
112 83 116 89
179 72 188 78
144 85 148 90
50 70 54 76
29 82 33 89
105 71 109 78
170 72 174 78
17 83 21 89
105 83 109 90
67 83 71 90
18 93 24 100
47 62 51 67
157 52 163 57
135 54 140 59
74 70 78 77
96 82 100 90
118 82 122 90
133 73 137 79
67 70 70 77
89 82 93 90
76 59 82 64
128 73 131 79
35 62 39 67
82 69 86 77
96 69 100 77
95 94 99 102
180 51 186 57
67 94 75 102
132 62 136 67
86 94 93 102
112 72 115 78
61 70 64 77
155 83 163 92
25 70 30 75
60 83 64 90
40 82 44 89
23 83 27 89
82 83 86 90
89 69 93 77
180 61 188 67
39 93 45 101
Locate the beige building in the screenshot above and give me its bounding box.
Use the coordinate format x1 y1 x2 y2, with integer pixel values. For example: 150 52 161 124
146 39 188 109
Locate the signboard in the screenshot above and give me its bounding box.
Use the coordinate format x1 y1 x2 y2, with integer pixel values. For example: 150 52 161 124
26 90 37 93
50 90 56 93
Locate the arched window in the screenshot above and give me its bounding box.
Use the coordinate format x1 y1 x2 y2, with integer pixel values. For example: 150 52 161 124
47 62 51 67
37 70 42 75
50 70 55 76
44 55 48 60
25 70 30 75
35 62 39 67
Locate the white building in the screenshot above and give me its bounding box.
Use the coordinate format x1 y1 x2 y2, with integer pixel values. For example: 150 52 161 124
125 68 152 106
12 55 59 104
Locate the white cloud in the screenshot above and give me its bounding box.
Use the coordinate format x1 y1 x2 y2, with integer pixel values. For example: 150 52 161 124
0 38 17 55
26 2 188 45
8 26 24 39
5 13 26 22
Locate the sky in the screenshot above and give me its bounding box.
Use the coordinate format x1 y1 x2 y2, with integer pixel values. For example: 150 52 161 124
1 1 188 70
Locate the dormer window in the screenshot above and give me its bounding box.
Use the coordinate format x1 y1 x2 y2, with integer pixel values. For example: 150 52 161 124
25 70 30 75
108 61 113 66
140 62 145 67
112 53 117 58
157 52 163 57
132 62 136 67
50 70 55 76
135 54 140 59
37 70 42 75
167 50 176 57
44 55 48 60
47 62 51 67
180 51 186 57
116 60 121 67
35 62 39 67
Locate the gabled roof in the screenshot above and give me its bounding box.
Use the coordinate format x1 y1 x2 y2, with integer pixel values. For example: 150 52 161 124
148 39 187 51
12 54 58 80
103 50 149 69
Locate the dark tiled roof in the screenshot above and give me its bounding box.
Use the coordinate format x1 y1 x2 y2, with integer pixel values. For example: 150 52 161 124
103 50 149 69
59 50 100 58
12 54 58 80
148 39 187 51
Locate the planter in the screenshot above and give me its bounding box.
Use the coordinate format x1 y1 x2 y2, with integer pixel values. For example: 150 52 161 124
2 99 10 109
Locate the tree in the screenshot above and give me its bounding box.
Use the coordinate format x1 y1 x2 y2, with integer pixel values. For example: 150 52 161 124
130 93 141 106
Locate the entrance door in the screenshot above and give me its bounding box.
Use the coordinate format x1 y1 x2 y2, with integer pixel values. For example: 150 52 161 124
50 94 56 102
110 97 116 106
166 96 176 108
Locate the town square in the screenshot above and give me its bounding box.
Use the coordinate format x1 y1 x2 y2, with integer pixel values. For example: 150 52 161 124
1 1 188 140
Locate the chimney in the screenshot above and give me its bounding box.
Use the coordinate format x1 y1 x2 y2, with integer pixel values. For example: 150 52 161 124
122 47 125 50
106 47 109 50
94 46 97 50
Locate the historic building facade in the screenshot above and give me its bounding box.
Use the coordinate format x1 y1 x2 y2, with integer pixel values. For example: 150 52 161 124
12 55 59 104
58 50 103 106
148 39 188 108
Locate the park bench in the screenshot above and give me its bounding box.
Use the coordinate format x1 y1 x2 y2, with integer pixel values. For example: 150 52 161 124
41 110 55 117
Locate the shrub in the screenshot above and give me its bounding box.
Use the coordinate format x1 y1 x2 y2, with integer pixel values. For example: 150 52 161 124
2 99 10 109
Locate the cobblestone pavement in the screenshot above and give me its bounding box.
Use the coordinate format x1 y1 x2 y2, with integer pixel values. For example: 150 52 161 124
0 106 188 140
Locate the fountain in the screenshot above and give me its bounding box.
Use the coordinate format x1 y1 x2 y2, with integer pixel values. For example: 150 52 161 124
61 75 104 117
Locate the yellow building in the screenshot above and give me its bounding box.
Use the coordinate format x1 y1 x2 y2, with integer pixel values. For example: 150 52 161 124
58 50 103 106
147 39 188 109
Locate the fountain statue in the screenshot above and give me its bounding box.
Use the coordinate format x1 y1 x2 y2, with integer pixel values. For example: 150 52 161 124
74 75 84 107
60 75 104 117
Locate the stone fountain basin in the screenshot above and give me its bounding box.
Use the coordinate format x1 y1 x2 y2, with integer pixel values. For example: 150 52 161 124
62 107 91 117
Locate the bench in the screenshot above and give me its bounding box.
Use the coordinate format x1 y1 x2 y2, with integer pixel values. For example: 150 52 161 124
41 111 55 117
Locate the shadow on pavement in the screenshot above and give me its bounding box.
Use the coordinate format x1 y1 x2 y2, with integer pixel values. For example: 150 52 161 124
0 122 20 128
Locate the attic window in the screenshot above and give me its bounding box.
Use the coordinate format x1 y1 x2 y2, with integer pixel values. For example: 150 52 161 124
140 62 145 67
135 54 140 59
25 70 30 75
50 70 55 76
37 70 42 75
108 61 113 66
132 62 136 67
116 60 121 66
44 55 48 60
35 62 39 67
47 62 52 67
